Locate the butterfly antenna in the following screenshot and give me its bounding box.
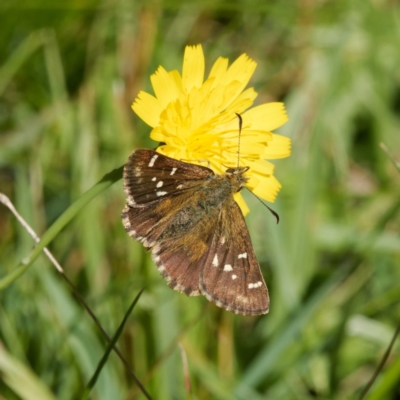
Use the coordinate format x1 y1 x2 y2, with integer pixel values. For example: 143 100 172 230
245 188 280 224
235 113 243 168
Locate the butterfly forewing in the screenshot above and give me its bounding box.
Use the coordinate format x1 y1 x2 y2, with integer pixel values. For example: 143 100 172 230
150 234 213 296
123 149 214 206
199 201 269 316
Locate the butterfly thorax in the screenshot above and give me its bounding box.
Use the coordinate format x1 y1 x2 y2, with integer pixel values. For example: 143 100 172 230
194 166 249 213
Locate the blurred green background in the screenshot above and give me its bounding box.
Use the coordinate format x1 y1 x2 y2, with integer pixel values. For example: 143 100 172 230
1 0 400 399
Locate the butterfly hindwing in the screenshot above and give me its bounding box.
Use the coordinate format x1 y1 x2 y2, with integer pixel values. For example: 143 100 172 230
199 200 269 316
122 197 219 296
150 233 213 296
123 205 203 295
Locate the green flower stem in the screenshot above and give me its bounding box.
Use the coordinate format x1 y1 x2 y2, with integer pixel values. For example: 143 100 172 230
0 166 124 290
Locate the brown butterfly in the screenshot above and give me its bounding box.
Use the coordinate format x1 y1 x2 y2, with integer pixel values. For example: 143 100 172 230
121 149 270 316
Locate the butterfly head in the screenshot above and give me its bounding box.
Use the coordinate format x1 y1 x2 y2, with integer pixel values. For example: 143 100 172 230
225 166 250 192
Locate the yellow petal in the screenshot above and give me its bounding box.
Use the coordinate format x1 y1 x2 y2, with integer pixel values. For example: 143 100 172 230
200 82 233 117
225 87 258 114
208 57 229 89
182 45 204 93
217 80 244 111
244 102 289 131
221 142 262 156
207 159 223 175
234 192 250 216
240 130 273 142
264 134 291 159
150 67 181 108
157 144 184 161
213 115 270 139
132 91 162 127
222 54 257 108
169 70 184 92
224 54 256 88
150 127 165 142
196 78 222 121
246 159 275 175
248 174 282 202
246 174 260 189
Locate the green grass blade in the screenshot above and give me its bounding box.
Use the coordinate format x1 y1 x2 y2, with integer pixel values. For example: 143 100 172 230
0 165 123 290
364 356 400 400
235 265 349 397
0 345 56 400
0 30 46 96
359 319 400 400
81 289 151 400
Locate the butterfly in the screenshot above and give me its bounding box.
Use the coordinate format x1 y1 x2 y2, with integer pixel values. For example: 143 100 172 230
121 149 270 316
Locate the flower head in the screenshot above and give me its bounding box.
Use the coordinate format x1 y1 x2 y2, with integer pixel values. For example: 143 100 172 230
132 45 290 215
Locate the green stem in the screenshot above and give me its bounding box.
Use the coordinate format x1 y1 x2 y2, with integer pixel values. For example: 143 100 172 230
81 289 150 400
359 318 400 399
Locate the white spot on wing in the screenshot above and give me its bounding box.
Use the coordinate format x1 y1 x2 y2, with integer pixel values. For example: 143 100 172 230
236 294 248 303
177 184 183 189
152 177 156 181
248 281 262 289
232 274 237 280
148 154 158 167
142 238 155 248
212 254 218 267
223 264 233 271
238 252 247 259
221 237 226 245
156 191 167 196
156 181 163 188
170 168 177 175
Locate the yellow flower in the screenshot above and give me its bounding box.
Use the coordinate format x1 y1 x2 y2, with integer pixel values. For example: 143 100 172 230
132 44 290 215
